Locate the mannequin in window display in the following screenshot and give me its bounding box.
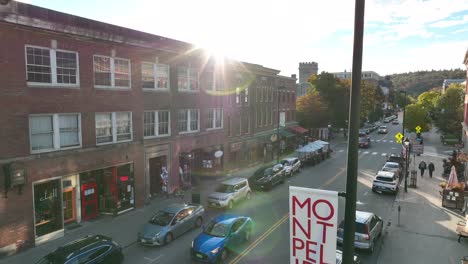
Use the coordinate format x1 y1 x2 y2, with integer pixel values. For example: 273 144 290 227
161 167 168 195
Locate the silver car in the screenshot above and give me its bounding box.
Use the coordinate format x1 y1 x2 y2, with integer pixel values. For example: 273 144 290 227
138 203 205 246
381 161 401 177
281 157 301 176
337 211 383 253
207 178 252 209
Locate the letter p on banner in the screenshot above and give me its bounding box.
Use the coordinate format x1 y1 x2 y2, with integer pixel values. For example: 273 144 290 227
289 186 338 264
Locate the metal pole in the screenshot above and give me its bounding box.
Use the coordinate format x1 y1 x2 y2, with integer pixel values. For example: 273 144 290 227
277 86 281 164
402 91 406 138
405 142 408 192
343 0 365 263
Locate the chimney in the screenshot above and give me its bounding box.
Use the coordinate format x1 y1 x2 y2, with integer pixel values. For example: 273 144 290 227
291 74 296 79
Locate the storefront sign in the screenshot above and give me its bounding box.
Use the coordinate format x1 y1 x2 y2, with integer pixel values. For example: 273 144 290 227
289 186 338 264
214 150 224 158
412 144 424 154
120 176 129 182
231 142 242 152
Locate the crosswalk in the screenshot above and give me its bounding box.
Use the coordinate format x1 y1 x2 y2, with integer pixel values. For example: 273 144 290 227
335 149 449 159
371 139 395 143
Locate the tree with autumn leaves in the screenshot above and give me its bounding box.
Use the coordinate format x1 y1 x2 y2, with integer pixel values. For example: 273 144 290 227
296 72 385 129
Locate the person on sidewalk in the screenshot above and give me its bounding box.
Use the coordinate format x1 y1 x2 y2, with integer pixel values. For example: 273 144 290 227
428 162 435 178
419 160 427 177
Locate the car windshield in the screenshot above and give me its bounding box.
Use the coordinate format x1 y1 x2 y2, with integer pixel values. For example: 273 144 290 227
280 160 290 166
204 220 230 237
359 137 368 143
216 184 235 193
339 221 368 234
149 211 175 226
385 163 399 169
263 168 273 176
380 126 387 129
376 176 394 182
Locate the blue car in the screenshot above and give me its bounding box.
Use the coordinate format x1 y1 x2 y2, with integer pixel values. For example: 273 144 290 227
191 214 253 263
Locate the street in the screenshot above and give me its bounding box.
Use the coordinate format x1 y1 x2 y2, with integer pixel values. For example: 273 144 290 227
120 121 404 264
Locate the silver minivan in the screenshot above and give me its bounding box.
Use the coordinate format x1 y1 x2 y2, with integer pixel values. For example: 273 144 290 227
337 211 383 253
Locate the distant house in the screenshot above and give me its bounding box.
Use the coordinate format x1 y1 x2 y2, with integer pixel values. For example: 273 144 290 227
442 79 465 93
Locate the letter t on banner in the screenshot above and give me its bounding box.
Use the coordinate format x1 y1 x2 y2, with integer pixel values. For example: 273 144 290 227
289 186 338 264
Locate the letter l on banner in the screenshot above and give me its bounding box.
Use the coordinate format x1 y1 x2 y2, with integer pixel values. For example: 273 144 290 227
289 186 338 264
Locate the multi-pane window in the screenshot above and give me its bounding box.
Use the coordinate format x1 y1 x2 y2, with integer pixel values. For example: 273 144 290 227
206 108 223 129
26 46 78 85
244 87 249 103
177 67 199 91
256 110 261 127
95 112 132 144
236 87 240 104
178 109 199 133
93 55 130 88
30 114 81 153
236 115 242 135
142 63 170 89
144 110 170 138
243 115 250 134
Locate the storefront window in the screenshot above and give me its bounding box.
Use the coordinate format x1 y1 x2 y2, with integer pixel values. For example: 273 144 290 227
117 163 134 211
34 179 63 238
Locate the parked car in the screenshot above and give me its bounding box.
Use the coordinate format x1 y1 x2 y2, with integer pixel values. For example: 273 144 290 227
358 136 371 148
280 157 301 176
138 203 205 246
358 131 367 138
336 249 361 264
207 178 252 210
337 211 384 253
377 126 388 134
191 214 253 263
392 119 399 125
359 129 369 135
36 235 123 264
381 161 401 177
372 170 399 194
251 164 286 191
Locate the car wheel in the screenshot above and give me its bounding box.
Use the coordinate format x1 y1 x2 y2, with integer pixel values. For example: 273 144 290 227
246 191 252 200
244 227 252 241
195 217 203 228
227 201 234 210
164 233 173 245
218 249 228 263
369 240 375 253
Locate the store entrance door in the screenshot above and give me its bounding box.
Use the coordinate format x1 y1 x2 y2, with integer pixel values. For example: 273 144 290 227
149 156 165 196
81 182 98 221
63 188 76 224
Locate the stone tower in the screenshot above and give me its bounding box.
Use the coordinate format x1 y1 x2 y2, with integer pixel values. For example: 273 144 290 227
297 62 318 97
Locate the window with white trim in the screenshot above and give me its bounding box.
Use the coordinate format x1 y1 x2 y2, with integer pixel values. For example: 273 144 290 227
144 110 170 137
93 55 130 88
177 67 199 91
95 112 132 144
178 109 199 133
142 63 169 90
206 108 223 129
244 87 249 103
25 46 79 85
236 87 240 104
29 113 81 153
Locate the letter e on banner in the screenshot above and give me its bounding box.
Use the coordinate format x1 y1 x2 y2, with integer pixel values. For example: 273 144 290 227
289 186 338 264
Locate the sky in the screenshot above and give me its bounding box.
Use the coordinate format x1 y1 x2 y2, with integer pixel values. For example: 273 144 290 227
17 0 468 77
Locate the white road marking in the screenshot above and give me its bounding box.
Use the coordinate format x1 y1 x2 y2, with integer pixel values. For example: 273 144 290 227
364 151 369 154
363 191 368 196
376 140 381 142
381 153 387 156
339 149 344 152
371 140 375 142
390 140 394 143
144 255 164 264
372 152 378 155
356 200 365 205
383 140 387 142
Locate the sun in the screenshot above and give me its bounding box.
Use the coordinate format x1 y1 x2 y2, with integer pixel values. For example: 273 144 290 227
196 37 230 64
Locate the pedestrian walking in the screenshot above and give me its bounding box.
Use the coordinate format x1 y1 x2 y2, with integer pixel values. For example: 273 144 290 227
428 162 435 178
418 160 427 177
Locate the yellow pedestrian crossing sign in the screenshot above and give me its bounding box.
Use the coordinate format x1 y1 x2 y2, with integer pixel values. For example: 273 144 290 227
415 126 421 133
395 132 403 143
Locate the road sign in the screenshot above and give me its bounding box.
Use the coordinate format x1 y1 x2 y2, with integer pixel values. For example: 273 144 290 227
290 186 338 264
415 126 421 133
395 132 403 143
412 144 424 154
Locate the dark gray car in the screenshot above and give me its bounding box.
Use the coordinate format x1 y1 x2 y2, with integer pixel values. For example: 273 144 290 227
138 203 205 246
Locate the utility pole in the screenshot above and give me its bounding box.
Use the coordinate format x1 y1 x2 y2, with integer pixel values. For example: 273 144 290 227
400 90 407 138
342 0 365 263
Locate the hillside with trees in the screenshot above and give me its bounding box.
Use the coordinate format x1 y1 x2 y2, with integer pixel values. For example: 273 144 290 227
388 69 465 95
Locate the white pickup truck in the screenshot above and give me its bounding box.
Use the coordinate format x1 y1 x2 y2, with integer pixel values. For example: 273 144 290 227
372 171 399 194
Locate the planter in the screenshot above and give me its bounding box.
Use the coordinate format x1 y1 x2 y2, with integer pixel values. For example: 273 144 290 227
442 189 465 209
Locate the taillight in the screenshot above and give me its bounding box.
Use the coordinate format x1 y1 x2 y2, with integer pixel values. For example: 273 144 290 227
365 225 370 240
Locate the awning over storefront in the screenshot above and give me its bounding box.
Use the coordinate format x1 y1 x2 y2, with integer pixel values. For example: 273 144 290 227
289 126 309 134
280 129 295 138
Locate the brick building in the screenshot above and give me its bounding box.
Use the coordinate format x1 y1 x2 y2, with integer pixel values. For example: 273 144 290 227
0 1 299 253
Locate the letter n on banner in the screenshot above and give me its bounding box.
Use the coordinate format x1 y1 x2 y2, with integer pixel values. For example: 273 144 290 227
289 186 338 264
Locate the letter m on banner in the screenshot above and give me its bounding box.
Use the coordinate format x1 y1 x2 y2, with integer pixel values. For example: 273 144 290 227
289 186 338 264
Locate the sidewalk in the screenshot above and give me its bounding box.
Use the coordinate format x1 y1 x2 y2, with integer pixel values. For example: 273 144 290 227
0 193 192 264
377 144 468 263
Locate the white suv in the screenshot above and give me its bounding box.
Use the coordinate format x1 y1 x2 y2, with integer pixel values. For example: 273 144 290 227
207 178 252 209
372 171 399 194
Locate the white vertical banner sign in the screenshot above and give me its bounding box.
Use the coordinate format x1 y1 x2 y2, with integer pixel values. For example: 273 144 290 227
289 186 338 264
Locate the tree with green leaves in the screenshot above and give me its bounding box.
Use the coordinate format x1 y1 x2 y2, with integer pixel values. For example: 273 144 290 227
404 103 431 132
417 89 440 119
434 84 464 136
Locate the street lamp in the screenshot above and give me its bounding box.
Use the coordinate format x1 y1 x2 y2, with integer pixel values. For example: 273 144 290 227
276 86 286 163
404 137 410 192
400 90 407 138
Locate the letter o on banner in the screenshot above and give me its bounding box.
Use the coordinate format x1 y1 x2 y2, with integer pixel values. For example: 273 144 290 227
312 199 334 221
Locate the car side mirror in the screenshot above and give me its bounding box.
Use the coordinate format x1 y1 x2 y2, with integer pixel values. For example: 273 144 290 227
172 219 178 226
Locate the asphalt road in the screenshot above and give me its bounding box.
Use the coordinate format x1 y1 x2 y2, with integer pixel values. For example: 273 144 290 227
121 121 404 264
